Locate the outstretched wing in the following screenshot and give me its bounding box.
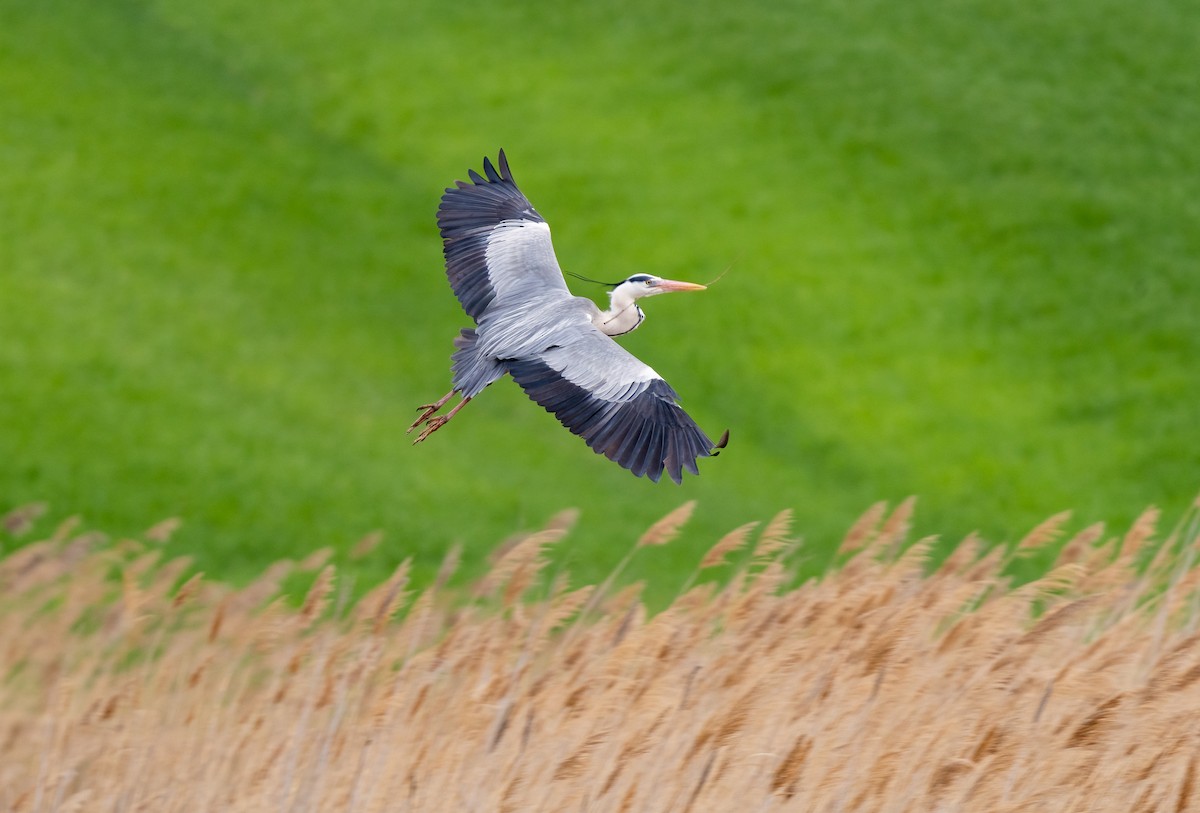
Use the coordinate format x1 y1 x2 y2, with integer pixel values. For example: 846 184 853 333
506 323 716 484
438 150 571 323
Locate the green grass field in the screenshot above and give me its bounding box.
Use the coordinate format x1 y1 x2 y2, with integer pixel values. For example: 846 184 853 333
2 0 1198 594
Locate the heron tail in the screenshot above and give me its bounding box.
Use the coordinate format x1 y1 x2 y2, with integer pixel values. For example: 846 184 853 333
450 328 505 398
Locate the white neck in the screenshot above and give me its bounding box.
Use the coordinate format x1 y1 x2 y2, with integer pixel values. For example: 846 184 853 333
593 286 645 337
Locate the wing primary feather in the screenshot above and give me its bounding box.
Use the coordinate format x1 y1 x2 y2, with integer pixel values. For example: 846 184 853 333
637 416 666 478
619 417 651 477
663 431 681 485
483 156 503 183
639 421 666 482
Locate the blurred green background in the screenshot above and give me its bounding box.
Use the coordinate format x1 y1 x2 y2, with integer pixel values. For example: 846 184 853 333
2 0 1197 593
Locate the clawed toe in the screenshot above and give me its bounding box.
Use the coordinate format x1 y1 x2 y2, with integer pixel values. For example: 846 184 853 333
407 405 440 433
407 390 469 442
408 390 457 433
412 416 448 444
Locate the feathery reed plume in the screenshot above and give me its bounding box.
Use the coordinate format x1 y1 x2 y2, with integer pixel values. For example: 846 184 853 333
770 735 812 799
50 514 82 543
207 595 228 643
120 565 146 632
298 547 334 572
477 527 566 604
602 581 645 620
601 710 667 797
553 731 608 780
937 531 983 576
172 571 204 608
1067 694 1124 747
1119 505 1160 564
700 522 759 569
2 501 47 536
889 535 938 581
350 530 384 559
1057 522 1106 565
143 516 183 543
354 558 411 634
434 542 462 591
543 507 581 534
541 585 595 634
840 501 888 554
1016 595 1097 647
753 509 794 561
299 565 336 627
876 495 917 557
638 501 696 547
1015 510 1072 553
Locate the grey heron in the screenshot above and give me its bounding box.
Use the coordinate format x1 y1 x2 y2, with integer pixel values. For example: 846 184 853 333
409 151 726 484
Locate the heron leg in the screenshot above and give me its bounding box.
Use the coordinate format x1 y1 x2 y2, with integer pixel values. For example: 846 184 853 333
407 389 457 433
411 396 472 444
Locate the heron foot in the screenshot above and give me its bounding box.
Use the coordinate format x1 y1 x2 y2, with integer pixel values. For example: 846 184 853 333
407 404 442 433
411 415 450 444
408 392 472 444
407 389 457 433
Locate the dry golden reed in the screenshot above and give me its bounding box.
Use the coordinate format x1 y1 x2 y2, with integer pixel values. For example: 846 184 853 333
1016 509 1073 552
752 508 794 562
3 498 1200 812
699 521 759 569
839 500 889 554
638 500 696 547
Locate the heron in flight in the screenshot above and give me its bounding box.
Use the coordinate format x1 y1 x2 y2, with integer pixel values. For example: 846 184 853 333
409 151 726 484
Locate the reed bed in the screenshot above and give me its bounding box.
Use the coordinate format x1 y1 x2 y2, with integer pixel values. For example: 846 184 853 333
3 498 1200 812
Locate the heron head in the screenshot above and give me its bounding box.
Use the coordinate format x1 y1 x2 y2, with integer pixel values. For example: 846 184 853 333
614 274 707 301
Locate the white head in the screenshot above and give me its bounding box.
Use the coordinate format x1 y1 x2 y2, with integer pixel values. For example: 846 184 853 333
609 274 708 303
595 274 707 337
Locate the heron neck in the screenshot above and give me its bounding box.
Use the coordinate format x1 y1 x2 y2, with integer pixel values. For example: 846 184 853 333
595 290 646 337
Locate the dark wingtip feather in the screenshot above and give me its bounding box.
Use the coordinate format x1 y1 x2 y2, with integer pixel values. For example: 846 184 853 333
482 155 503 183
